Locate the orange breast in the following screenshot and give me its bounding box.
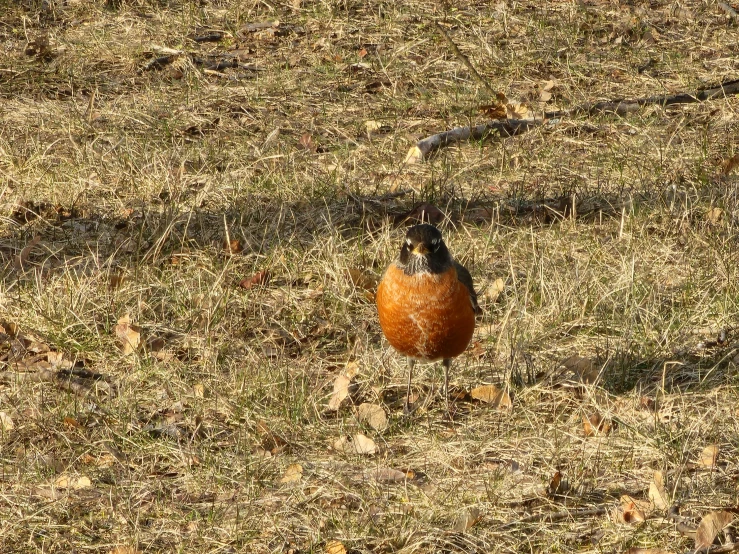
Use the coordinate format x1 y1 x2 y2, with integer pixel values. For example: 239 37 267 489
376 264 476 361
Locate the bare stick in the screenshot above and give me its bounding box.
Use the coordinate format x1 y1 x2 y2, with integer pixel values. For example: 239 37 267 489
405 78 739 163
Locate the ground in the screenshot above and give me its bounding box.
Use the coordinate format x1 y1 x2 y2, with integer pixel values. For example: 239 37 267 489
1 0 739 552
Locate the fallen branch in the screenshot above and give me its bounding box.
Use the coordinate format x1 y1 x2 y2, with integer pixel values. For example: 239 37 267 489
405 66 739 162
1 367 114 395
405 118 538 163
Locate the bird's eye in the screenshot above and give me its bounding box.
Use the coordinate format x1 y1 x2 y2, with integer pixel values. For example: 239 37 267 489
431 238 440 250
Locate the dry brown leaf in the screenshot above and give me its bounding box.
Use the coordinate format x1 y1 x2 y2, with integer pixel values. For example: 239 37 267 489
583 412 612 437
695 510 736 551
697 444 719 469
648 471 668 511
370 467 406 482
706 207 723 224
328 374 352 411
333 433 377 455
562 355 599 384
485 277 506 302
325 540 346 554
451 507 481 533
239 270 271 289
114 314 141 356
255 420 289 455
14 235 41 272
109 272 125 290
357 403 388 431
298 132 317 152
192 383 205 397
721 153 739 175
346 268 378 292
404 145 424 164
470 384 512 410
279 463 303 484
54 474 92 490
223 238 243 254
613 495 647 524
0 412 14 431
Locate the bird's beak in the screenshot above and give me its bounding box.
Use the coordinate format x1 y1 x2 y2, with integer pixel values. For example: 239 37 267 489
412 243 429 255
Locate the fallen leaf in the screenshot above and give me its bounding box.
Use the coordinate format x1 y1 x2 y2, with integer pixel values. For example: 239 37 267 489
470 384 512 410
223 238 243 254
0 412 14 431
697 444 719 469
325 540 346 554
239 270 271 289
279 463 303 484
192 383 205 397
109 272 125 290
562 355 599 384
370 467 407 482
298 132 317 152
706 207 723 224
358 47 368 58
547 470 567 496
613 495 647 524
695 511 736 551
485 278 506 302
346 268 378 291
114 314 141 356
451 506 481 533
334 433 377 455
404 145 423 164
623 548 673 554
721 153 739 175
357 403 388 431
54 475 92 490
328 374 352 411
539 90 552 102
14 235 41 272
583 412 612 437
255 420 289 455
648 471 668 511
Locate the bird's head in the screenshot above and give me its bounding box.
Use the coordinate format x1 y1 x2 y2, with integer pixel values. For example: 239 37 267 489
398 224 452 275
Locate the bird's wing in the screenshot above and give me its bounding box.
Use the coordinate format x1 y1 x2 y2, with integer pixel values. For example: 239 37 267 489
453 261 482 315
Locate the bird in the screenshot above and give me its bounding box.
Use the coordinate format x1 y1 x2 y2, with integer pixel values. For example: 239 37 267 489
376 223 480 413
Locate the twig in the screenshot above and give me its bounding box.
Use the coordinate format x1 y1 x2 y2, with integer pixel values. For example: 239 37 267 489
434 21 498 98
719 2 739 24
545 78 739 118
405 118 537 163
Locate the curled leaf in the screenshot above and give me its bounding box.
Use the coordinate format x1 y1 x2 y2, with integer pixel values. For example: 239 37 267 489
695 510 736 551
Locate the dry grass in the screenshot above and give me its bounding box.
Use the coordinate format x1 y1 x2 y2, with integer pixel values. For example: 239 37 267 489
1 0 739 552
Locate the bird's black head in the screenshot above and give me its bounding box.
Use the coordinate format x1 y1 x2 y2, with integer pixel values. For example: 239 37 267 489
398 224 452 275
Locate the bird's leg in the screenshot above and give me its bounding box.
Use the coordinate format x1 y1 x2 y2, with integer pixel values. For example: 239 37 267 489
405 357 416 414
442 358 452 412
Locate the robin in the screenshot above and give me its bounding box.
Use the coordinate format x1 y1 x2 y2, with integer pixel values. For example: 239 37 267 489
376 224 480 412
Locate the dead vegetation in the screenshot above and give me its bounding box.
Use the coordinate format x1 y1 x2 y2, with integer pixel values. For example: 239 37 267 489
1 0 739 552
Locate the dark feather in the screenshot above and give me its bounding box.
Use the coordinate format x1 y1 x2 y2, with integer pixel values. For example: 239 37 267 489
454 261 482 315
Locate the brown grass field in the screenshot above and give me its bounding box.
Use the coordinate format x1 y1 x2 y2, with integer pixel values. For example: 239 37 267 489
1 0 739 552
